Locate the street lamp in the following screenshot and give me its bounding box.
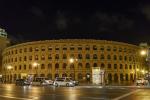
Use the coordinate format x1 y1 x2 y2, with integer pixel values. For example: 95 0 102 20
7 65 12 83
32 62 40 77
69 58 78 80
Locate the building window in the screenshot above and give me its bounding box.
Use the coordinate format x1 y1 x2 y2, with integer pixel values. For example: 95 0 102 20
63 63 67 70
108 64 111 69
48 46 52 51
86 63 90 69
35 55 38 60
93 63 97 67
107 55 111 60
119 55 122 60
15 66 17 70
78 54 82 59
19 57 22 61
41 55 45 60
100 46 104 51
63 54 67 59
120 64 123 69
124 56 127 61
129 65 132 69
29 56 32 60
101 63 105 69
119 47 122 52
41 46 45 51
114 64 117 69
114 55 117 60
85 45 90 50
29 47 32 52
41 64 45 69
19 49 22 53
125 64 128 69
93 54 97 59
78 63 82 70
15 50 17 54
48 63 52 69
70 47 74 50
48 54 52 59
93 45 97 50
55 54 59 59
113 47 117 52
86 54 90 59
19 65 21 70
24 48 27 52
55 47 59 50
63 47 67 50
24 56 27 61
55 63 59 70
78 46 82 50
24 65 26 70
107 46 111 51
29 64 32 69
35 47 39 51
100 54 105 60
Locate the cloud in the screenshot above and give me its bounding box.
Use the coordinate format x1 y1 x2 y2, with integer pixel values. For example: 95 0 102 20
30 6 45 18
92 12 134 33
141 5 150 20
55 11 67 30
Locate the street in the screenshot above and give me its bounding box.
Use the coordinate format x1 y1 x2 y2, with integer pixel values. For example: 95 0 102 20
0 84 150 100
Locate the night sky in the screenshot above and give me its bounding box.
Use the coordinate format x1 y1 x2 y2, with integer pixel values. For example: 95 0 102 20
0 0 150 44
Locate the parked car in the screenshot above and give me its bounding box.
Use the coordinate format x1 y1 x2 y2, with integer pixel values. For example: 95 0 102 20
53 77 75 87
67 77 79 86
16 79 31 86
136 78 149 85
41 79 53 86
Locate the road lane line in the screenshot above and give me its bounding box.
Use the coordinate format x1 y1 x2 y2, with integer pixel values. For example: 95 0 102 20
112 90 141 100
0 95 37 100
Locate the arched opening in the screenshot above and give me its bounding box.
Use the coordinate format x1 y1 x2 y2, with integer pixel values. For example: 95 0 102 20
114 73 118 82
120 73 124 81
108 73 112 82
125 74 128 81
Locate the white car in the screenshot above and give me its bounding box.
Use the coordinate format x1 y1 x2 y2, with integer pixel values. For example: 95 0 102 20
136 78 149 85
41 80 53 85
53 77 74 87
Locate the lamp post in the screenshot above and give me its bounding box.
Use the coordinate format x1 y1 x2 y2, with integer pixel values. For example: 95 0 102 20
32 62 39 77
140 49 150 78
69 58 78 80
7 65 12 83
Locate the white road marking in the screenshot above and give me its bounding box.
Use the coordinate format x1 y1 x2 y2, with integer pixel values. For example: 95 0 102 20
112 90 141 100
0 95 38 100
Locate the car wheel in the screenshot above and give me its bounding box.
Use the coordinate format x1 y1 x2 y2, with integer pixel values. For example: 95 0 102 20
55 83 58 87
66 83 69 87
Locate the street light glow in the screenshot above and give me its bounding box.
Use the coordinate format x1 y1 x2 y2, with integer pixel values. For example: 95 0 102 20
69 58 74 63
33 62 39 67
140 50 147 56
7 65 12 69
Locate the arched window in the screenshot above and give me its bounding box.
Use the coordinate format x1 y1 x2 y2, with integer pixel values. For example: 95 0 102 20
78 63 82 69
100 54 105 60
86 63 90 69
55 54 59 59
41 64 45 69
120 64 123 69
93 54 97 59
55 63 59 69
114 64 117 69
86 54 90 59
93 63 97 67
78 73 82 80
119 55 122 60
63 54 67 59
108 64 111 69
101 63 105 69
63 63 67 69
114 55 117 60
48 63 52 69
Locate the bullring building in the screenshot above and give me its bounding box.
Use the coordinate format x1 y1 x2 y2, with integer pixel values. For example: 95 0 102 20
2 39 146 83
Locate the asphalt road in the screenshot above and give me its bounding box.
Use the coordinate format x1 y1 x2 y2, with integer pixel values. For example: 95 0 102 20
0 84 150 100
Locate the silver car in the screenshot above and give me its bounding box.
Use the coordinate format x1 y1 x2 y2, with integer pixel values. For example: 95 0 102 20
53 77 74 87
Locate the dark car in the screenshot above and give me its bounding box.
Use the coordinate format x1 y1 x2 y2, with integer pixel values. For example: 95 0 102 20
16 79 30 86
